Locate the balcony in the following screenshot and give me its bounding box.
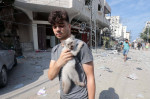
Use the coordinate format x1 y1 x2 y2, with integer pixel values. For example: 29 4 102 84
104 0 111 14
14 0 72 12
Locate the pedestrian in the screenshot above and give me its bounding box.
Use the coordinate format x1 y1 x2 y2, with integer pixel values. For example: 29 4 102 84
141 42 145 50
131 42 134 49
145 42 149 51
137 42 141 50
122 39 131 62
47 10 95 99
134 42 137 50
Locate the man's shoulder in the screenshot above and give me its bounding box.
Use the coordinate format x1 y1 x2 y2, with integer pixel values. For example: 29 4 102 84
51 44 60 52
75 39 82 43
75 39 87 46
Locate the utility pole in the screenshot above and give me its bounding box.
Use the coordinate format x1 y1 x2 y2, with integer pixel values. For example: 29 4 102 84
90 0 93 49
90 0 97 52
147 27 149 42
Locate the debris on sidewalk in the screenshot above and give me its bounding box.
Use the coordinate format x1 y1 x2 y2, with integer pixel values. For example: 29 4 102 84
100 53 109 57
57 90 60 94
127 73 138 80
109 50 118 54
136 67 142 70
37 87 47 96
14 83 24 89
136 94 144 98
99 66 113 72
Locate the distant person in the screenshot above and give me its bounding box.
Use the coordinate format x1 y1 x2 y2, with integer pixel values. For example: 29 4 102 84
145 42 149 51
120 42 123 51
122 39 131 62
141 42 145 50
132 42 134 49
134 42 137 50
137 42 141 50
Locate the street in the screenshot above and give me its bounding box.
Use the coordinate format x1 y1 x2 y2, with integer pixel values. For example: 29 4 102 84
0 48 150 99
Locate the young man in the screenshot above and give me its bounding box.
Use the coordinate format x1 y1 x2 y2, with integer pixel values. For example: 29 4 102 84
122 39 131 62
48 10 95 99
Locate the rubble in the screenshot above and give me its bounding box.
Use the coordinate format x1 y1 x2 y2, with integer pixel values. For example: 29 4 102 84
99 66 113 72
136 67 142 70
37 87 47 96
109 50 118 54
127 73 138 80
136 94 144 98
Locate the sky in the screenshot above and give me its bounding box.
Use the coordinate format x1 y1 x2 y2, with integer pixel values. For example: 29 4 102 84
106 0 150 41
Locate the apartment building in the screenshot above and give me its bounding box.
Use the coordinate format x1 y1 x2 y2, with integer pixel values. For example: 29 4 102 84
106 16 128 41
126 32 130 41
122 26 127 39
13 0 111 51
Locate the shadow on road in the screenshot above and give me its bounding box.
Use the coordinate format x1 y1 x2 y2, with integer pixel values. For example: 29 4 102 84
0 51 51 96
127 57 131 60
99 87 119 99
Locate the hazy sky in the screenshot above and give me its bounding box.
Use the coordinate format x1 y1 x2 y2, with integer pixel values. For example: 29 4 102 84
106 0 150 41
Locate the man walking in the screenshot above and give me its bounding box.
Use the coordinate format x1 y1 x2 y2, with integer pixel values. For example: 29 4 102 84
48 10 95 99
122 39 131 62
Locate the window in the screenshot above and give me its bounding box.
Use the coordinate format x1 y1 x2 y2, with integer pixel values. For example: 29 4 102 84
98 4 102 11
85 0 90 6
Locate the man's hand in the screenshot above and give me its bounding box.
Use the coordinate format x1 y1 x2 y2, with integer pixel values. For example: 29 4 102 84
48 49 73 80
56 49 73 68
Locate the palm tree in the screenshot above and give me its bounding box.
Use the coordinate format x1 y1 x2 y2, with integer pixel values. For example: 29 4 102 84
140 27 150 42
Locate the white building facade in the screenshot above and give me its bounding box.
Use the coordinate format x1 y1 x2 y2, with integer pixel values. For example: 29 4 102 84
13 0 111 51
126 32 130 41
107 16 128 41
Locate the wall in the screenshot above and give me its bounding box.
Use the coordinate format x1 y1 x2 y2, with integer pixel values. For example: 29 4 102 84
15 10 33 51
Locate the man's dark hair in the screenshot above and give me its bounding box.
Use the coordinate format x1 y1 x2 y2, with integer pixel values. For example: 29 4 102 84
125 39 128 41
48 10 69 25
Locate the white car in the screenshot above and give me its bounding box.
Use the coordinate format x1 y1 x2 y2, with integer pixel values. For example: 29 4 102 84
0 43 17 87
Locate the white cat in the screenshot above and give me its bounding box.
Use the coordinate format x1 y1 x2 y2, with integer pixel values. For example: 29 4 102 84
61 35 85 94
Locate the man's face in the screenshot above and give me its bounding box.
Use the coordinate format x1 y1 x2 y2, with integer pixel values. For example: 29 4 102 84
125 40 128 43
52 21 71 41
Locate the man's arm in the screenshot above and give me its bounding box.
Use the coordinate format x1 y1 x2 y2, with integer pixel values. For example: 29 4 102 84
83 61 95 99
48 49 73 80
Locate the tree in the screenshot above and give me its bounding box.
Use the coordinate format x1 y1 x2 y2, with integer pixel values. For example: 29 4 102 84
140 27 150 42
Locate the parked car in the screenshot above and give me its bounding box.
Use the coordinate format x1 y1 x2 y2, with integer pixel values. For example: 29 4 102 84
0 42 17 87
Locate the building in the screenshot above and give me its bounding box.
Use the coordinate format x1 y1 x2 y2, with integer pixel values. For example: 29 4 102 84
13 0 111 51
106 16 127 41
126 31 130 41
122 26 127 39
